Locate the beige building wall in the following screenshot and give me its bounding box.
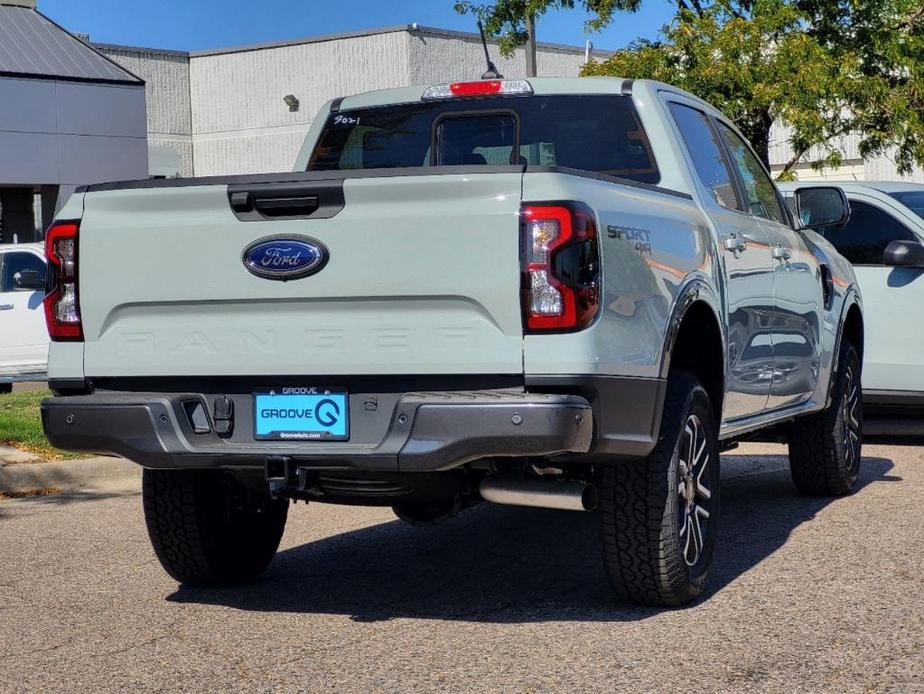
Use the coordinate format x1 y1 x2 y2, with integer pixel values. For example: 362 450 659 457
96 45 193 177
189 30 412 176
408 27 599 85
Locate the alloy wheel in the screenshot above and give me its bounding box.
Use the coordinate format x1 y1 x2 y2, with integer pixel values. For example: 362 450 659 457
843 365 861 475
678 414 712 567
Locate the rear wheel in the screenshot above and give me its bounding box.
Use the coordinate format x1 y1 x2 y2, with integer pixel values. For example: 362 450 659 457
143 469 288 586
788 341 862 496
0 384 11 395
597 372 720 606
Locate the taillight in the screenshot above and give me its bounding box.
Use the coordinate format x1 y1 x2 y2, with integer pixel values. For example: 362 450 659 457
43 221 83 341
521 203 600 333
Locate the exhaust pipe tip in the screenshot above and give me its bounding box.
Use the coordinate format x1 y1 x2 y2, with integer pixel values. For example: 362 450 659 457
480 477 598 512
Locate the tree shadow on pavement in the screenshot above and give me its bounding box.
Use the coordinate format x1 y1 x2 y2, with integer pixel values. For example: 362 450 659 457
168 455 895 623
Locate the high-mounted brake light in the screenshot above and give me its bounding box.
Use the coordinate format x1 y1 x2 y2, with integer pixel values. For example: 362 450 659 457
451 80 502 96
422 79 533 100
43 221 83 341
521 203 600 333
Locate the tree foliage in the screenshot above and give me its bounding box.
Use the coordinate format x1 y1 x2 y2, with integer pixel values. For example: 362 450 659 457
454 0 643 55
795 0 924 176
459 0 924 179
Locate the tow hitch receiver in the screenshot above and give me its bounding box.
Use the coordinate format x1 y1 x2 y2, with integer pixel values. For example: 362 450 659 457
265 456 292 496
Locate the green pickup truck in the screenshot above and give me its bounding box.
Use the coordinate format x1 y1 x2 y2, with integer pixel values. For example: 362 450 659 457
41 77 863 606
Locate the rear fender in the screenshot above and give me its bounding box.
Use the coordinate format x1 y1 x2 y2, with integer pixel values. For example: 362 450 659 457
827 290 863 407
658 279 725 381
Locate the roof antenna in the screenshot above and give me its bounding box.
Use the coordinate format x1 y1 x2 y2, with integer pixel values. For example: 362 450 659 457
477 20 504 80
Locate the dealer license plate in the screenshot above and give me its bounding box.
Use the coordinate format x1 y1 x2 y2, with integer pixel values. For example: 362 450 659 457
253 388 350 441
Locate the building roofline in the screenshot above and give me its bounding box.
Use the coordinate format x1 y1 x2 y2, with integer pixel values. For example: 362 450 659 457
91 42 191 58
191 24 411 56
188 23 609 58
412 25 610 56
33 9 145 84
0 70 146 86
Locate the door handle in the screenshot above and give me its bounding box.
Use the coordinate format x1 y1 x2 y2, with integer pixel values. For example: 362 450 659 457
231 192 320 217
722 234 747 254
252 195 320 217
228 181 342 221
0 304 13 311
772 245 793 261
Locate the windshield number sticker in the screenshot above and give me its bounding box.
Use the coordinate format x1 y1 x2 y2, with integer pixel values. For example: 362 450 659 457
333 115 360 127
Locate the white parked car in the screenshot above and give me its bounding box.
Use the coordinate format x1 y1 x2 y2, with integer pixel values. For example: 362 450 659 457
779 182 924 410
0 243 49 393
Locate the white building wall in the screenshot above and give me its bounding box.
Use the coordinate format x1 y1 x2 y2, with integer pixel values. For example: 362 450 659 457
96 45 193 177
865 151 924 184
768 119 924 182
189 31 411 176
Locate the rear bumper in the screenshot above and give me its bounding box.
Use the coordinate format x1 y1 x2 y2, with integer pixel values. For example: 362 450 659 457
863 389 924 410
41 389 593 472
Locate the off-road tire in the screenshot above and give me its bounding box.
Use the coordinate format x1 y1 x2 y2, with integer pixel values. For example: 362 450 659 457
143 469 289 586
788 341 862 496
0 384 12 395
597 371 720 607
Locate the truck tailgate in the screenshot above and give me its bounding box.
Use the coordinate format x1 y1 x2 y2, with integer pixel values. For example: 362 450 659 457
78 172 525 377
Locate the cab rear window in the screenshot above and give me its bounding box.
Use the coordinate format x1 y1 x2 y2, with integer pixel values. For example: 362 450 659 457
308 95 660 184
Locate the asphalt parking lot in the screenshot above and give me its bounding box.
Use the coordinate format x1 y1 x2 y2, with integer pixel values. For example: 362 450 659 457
1 443 922 693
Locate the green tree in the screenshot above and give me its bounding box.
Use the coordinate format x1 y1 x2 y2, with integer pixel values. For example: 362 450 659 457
585 1 851 175
458 0 924 179
454 0 643 55
795 0 924 177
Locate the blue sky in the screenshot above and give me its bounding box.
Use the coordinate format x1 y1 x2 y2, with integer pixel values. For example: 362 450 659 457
38 0 675 53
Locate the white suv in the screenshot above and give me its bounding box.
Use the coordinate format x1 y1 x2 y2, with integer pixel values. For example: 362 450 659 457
0 243 48 393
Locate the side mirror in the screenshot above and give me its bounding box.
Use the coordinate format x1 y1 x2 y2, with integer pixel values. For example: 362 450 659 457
794 187 851 230
883 240 924 268
12 269 46 291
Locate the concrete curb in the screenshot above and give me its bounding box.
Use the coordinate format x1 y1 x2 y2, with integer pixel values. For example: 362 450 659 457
0 456 141 496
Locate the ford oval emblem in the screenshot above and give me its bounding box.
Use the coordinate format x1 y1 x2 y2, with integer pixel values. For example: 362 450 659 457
242 236 329 281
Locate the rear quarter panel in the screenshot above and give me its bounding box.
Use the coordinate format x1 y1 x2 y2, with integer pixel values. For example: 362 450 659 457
522 173 719 379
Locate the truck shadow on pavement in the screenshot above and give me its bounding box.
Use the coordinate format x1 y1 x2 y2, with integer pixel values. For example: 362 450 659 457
168 454 895 622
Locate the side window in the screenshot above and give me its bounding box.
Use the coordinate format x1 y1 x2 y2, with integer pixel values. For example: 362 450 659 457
715 122 787 225
0 252 46 292
819 201 917 265
668 103 740 210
